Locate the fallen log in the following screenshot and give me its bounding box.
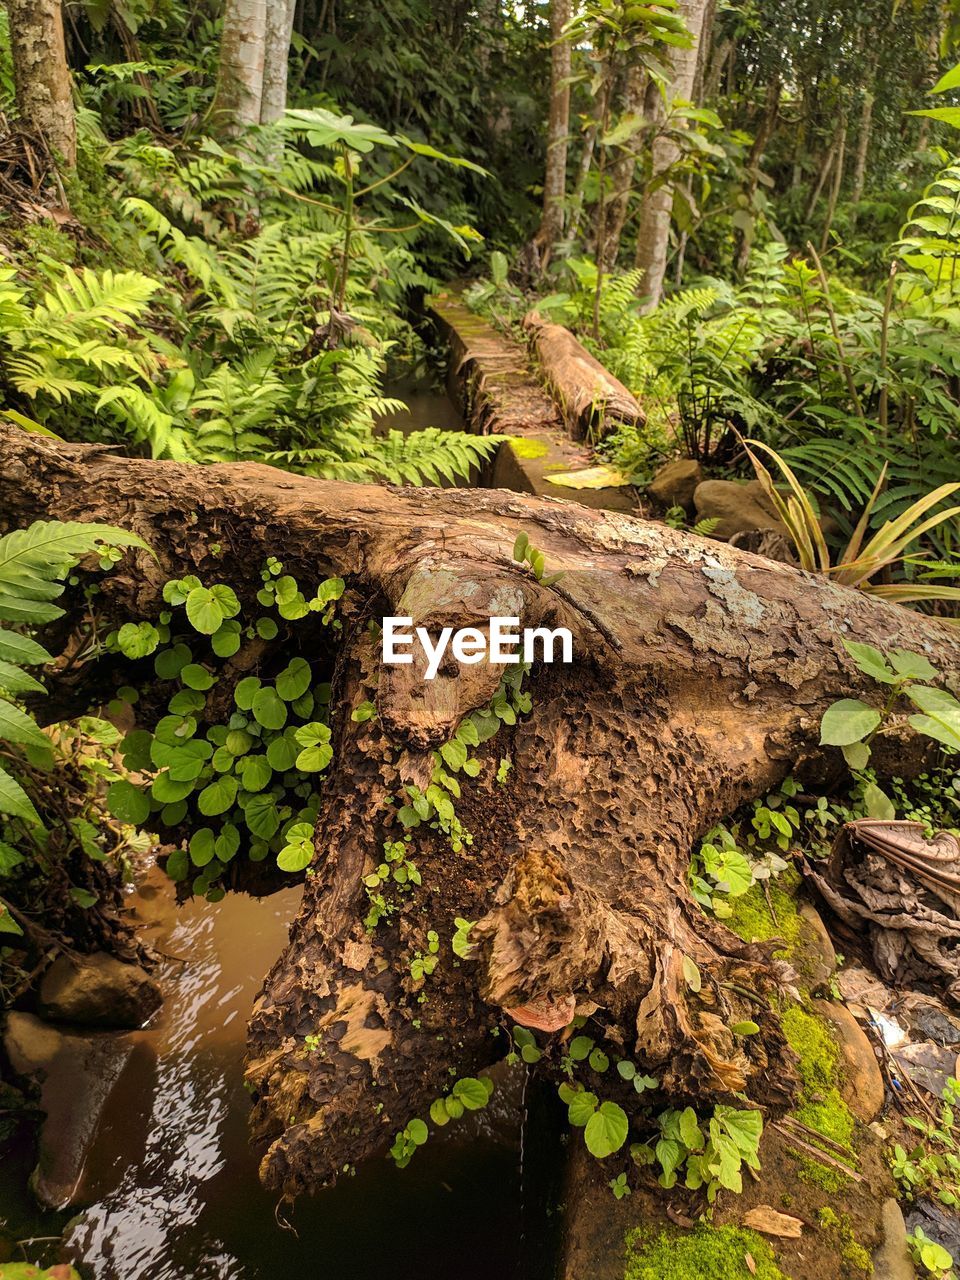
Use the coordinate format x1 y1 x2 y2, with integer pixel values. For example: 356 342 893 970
1 422 958 1201
523 309 644 441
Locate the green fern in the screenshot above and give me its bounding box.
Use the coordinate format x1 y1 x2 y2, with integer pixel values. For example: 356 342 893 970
0 520 148 932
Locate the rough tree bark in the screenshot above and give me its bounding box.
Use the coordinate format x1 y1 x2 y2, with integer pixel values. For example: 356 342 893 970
634 0 708 311
599 62 648 269
7 0 76 168
211 0 268 136
2 423 959 1200
532 0 572 270
260 0 296 125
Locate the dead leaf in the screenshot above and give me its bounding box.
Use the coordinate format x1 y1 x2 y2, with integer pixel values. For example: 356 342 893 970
745 1253 757 1276
504 991 576 1032
743 1206 804 1238
546 464 631 490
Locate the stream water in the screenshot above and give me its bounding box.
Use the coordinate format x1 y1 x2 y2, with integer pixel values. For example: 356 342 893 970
33 867 533 1280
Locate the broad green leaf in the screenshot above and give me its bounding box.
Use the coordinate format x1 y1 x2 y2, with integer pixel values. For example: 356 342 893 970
276 657 311 701
252 687 287 729
155 643 191 679
0 765 40 824
842 640 895 683
584 1101 629 1159
888 649 938 682
180 663 216 691
239 754 272 792
117 621 160 658
862 782 896 819
568 1090 599 1127
197 775 238 816
107 779 150 824
820 699 881 746
906 685 960 752
841 741 871 771
245 792 280 839
451 1077 489 1110
277 839 313 872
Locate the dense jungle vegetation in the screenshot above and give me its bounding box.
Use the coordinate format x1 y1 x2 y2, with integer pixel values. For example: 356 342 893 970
3 2 960 1278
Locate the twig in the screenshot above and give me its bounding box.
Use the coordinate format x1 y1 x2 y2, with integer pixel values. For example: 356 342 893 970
773 1121 863 1181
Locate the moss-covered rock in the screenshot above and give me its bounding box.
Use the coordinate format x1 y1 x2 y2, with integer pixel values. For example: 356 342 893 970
624 1224 787 1280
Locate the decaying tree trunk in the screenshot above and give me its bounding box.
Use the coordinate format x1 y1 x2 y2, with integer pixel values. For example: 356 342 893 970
7 0 76 168
522 310 645 439
3 423 960 1200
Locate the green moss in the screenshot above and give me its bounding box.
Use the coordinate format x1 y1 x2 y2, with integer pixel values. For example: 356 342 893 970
780 1002 858 1185
624 1225 787 1280
508 436 550 459
796 1154 852 1193
817 1208 872 1274
726 870 803 951
781 1003 840 1094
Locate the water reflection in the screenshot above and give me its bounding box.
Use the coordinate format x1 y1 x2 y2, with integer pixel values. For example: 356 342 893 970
63 878 525 1280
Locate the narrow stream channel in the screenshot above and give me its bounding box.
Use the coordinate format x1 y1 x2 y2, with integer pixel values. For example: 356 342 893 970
52 865 530 1280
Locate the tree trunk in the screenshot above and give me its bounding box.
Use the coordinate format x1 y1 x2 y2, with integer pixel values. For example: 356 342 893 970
7 0 76 168
819 116 847 253
260 0 296 124
564 122 596 248
849 75 876 223
733 77 781 277
3 423 959 1199
634 0 708 311
599 62 648 269
211 0 268 135
532 0 572 270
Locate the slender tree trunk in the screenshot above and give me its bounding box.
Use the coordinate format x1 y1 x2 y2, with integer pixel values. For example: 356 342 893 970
849 85 875 216
634 0 709 311
260 0 296 124
564 122 597 248
7 0 76 168
211 0 268 135
733 76 781 276
819 116 846 252
4 424 959 1197
532 0 572 270
600 62 648 269
804 139 835 222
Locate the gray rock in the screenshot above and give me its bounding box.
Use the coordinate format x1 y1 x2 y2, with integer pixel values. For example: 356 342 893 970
39 952 161 1029
874 1199 916 1279
798 900 837 987
693 478 789 542
3 1011 134 1209
647 459 703 513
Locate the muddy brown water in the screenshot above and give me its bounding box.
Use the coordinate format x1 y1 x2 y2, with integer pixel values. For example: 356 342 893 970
0 861 542 1277
28 869 532 1280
